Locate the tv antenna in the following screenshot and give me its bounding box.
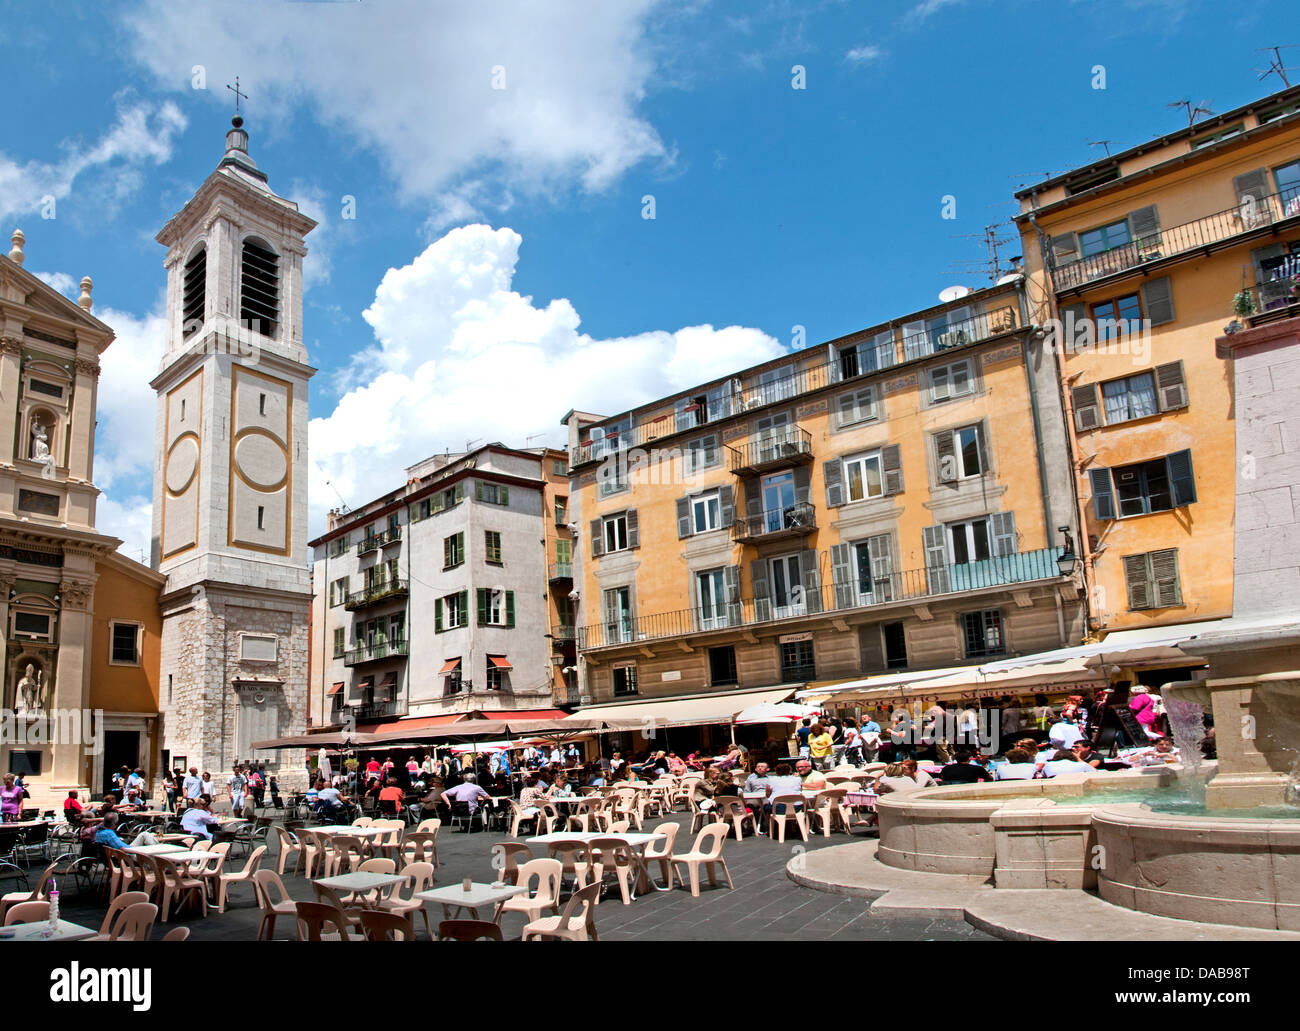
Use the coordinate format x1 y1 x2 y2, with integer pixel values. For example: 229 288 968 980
315 462 351 514
1256 45 1297 88
1087 140 1116 157
1168 98 1214 127
465 437 483 453
947 222 1016 283
525 432 547 447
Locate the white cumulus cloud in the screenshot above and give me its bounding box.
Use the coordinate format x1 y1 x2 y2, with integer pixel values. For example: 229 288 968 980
309 224 784 535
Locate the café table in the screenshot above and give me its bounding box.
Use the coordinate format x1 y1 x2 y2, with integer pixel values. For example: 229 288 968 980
527 830 667 895
417 881 526 923
314 825 389 837
127 843 190 855
315 871 407 908
0 919 97 942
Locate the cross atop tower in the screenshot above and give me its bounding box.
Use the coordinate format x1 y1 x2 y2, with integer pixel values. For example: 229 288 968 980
226 76 248 116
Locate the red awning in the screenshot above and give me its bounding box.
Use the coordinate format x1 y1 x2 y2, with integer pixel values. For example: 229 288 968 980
487 655 512 670
438 658 462 674
478 708 568 720
327 682 344 696
380 671 398 688
364 714 466 734
358 676 374 689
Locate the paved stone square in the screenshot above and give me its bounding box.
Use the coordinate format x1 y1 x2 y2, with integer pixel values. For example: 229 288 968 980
50 814 995 941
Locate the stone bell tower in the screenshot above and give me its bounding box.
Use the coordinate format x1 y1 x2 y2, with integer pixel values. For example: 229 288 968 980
152 116 315 783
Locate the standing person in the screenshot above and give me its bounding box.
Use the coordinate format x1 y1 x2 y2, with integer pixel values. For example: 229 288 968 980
201 771 215 797
227 765 248 813
795 718 813 758
162 769 177 813
318 747 333 784
1032 694 1054 732
0 774 22 822
182 766 203 801
808 722 834 771
827 718 845 767
1128 686 1163 740
420 753 436 778
269 774 282 808
405 756 420 782
842 719 862 766
249 767 266 808
860 713 883 763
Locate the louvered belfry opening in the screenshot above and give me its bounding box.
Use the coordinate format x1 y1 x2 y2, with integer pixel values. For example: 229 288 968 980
182 246 206 337
240 237 280 337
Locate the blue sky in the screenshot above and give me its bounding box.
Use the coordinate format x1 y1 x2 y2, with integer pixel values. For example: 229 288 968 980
3 0 1293 558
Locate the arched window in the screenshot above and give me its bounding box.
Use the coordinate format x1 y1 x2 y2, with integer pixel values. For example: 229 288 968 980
240 237 280 337
182 245 206 338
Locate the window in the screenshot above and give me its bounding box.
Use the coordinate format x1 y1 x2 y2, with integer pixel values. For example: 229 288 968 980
603 587 633 644
696 568 731 630
1123 549 1183 610
709 646 738 687
330 576 349 607
948 519 991 564
13 611 52 641
435 590 470 631
182 246 205 336
553 459 568 476
692 491 721 533
1191 123 1244 149
484 530 502 565
477 588 515 627
412 498 432 522
443 659 463 695
598 462 629 497
843 451 883 503
850 535 894 604
883 622 907 669
554 496 568 523
836 386 876 427
555 538 571 566
476 482 509 506
926 305 971 350
486 657 511 691
110 621 141 665
443 532 465 569
1090 451 1196 519
768 553 805 618
387 512 400 532
240 238 280 336
684 434 719 474
1275 158 1300 208
1078 219 1131 258
1100 372 1158 424
962 610 1004 658
935 423 986 482
333 628 345 658
328 535 350 558
256 506 265 530
928 360 973 403
612 664 638 697
1091 293 1143 340
779 640 816 682
603 514 628 553
258 393 267 416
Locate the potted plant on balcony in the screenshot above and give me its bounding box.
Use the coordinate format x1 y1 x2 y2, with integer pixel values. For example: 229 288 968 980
1225 289 1256 334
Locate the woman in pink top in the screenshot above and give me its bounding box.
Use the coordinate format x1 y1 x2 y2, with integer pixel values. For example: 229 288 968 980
1129 686 1163 738
0 774 23 821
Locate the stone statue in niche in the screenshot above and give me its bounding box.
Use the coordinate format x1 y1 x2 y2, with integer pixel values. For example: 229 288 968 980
16 663 44 712
30 421 50 462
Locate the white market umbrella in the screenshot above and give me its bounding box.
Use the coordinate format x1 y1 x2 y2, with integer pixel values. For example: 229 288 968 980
732 701 822 725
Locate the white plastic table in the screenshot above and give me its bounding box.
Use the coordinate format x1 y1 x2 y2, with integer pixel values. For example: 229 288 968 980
417 882 525 922
526 831 668 895
0 919 97 942
128 843 190 855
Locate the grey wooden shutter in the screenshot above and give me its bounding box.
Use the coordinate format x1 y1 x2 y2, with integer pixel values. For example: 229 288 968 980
977 421 991 474
604 590 619 641
1072 383 1101 431
1233 168 1271 209
1155 361 1187 410
1127 205 1161 247
723 565 741 626
858 625 885 672
823 460 845 507
719 484 735 528
828 343 843 383
676 497 692 539
1140 276 1175 326
1059 301 1087 352
869 533 894 601
792 465 812 509
935 430 957 483
990 511 1018 557
1089 468 1116 520
681 440 694 478
1250 241 1287 276
1166 450 1197 507
750 559 772 622
801 548 823 614
830 544 853 610
590 518 604 558
923 525 950 594
1124 554 1152 610
1049 232 1079 266
675 397 692 433
881 443 904 495
1151 549 1182 607
626 509 640 549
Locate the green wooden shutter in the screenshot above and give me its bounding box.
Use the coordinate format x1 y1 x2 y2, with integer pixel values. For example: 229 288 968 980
476 589 488 626
1166 450 1196 507
474 481 484 501
505 591 515 628
1089 468 1116 520
434 597 444 633
458 590 469 627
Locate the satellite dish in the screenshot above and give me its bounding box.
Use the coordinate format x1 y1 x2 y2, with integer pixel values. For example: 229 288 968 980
939 285 973 303
996 272 1024 286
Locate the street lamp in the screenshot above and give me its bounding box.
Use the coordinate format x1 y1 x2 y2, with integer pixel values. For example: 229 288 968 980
1056 526 1080 577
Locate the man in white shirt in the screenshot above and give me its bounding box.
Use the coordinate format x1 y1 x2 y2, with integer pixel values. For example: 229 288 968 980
227 766 248 812
182 767 203 800
1042 750 1100 778
1048 717 1084 752
316 783 346 819
181 797 220 840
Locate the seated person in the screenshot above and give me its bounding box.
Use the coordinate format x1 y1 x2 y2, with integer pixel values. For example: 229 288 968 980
795 759 827 793
764 763 805 812
714 771 740 798
376 778 405 816
993 748 1039 780
1071 740 1104 769
1123 737 1179 766
743 762 773 804
63 790 84 820
318 781 349 818
180 796 220 840
1042 749 1102 778
901 759 938 789
939 748 994 784
518 776 547 816
548 774 575 798
443 773 490 814
93 812 159 850
874 763 925 794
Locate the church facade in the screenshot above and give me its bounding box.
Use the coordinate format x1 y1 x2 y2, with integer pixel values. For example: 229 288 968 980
151 117 315 784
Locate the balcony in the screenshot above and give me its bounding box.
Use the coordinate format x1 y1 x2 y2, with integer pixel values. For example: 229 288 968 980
343 639 409 666
548 562 573 582
728 425 814 476
344 579 409 610
352 699 407 721
551 624 576 645
732 502 816 544
577 547 1063 650
1052 189 1300 294
569 305 1019 469
357 526 402 556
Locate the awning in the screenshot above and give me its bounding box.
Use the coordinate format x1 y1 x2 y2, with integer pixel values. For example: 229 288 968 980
438 658 461 674
796 664 981 702
974 619 1229 674
379 671 398 688
487 655 512 670
252 730 374 749
479 708 566 720
803 659 1102 705
358 676 374 689
568 686 796 729
327 682 344 696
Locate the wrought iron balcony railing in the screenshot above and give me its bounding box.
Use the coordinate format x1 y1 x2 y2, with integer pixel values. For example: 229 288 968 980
1052 188 1300 293
343 639 409 666
727 425 814 475
731 502 816 543
344 579 409 610
568 305 1019 468
358 526 403 556
550 624 577 643
548 562 573 581
352 699 408 720
577 547 1063 650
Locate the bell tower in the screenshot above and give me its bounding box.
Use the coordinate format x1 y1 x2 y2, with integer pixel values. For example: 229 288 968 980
151 115 315 783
